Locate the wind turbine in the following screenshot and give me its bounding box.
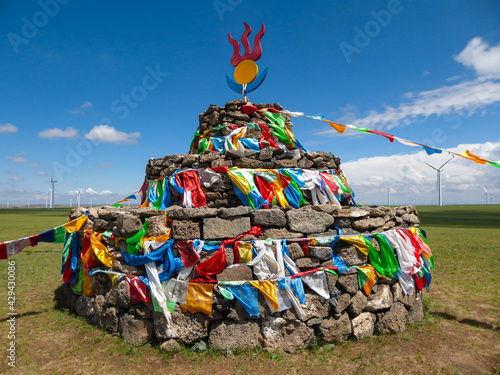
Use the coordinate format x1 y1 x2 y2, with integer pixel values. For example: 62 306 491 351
424 157 453 207
77 189 82 208
384 184 391 206
49 175 57 209
482 186 489 205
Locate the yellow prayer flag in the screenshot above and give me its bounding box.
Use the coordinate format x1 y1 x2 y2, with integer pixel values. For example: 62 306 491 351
238 242 253 263
249 280 279 311
181 282 214 316
358 265 376 295
340 236 370 255
90 232 114 268
63 215 88 233
323 120 346 134
83 270 94 296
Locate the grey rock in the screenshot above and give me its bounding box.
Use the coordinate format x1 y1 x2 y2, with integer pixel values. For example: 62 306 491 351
308 246 333 261
218 206 251 218
233 157 274 169
96 207 119 220
325 271 338 295
335 244 368 266
287 242 305 260
172 220 201 240
93 218 114 232
298 158 314 169
336 208 370 218
366 284 393 311
320 314 352 343
402 213 420 225
116 214 143 236
261 317 314 353
407 295 424 324
130 305 153 320
75 296 95 319
260 227 303 240
286 209 335 234
203 217 251 240
104 280 132 308
274 159 298 168
347 291 368 318
153 305 210 344
119 314 154 346
352 217 386 230
333 293 351 314
284 293 329 321
295 257 321 268
250 209 287 227
216 265 253 282
391 282 404 303
375 302 408 334
209 320 260 350
337 272 359 295
306 317 324 327
146 214 169 237
92 272 112 295
259 146 274 161
311 205 338 215
191 341 207 352
95 307 119 332
165 207 219 220
351 312 376 340
113 259 145 276
161 339 182 353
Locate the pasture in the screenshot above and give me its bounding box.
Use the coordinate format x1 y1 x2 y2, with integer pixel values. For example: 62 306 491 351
0 205 498 374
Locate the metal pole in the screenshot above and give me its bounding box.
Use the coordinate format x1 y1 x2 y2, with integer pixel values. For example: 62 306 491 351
438 170 442 206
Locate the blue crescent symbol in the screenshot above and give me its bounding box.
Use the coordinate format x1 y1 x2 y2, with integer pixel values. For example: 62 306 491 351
226 67 268 94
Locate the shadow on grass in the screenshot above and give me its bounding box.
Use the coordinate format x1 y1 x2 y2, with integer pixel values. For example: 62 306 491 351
0 311 44 322
430 311 498 330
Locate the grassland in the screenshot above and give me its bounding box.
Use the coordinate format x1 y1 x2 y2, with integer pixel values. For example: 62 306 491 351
0 205 498 374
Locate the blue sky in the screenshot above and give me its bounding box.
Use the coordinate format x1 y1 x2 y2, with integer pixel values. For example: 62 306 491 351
1 0 499 206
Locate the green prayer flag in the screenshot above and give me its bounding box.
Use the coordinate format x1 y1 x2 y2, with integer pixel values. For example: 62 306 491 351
126 218 149 255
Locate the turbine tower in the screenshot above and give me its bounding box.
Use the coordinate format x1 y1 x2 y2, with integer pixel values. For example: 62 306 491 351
424 158 453 207
49 175 57 209
482 186 489 205
384 185 391 206
77 189 82 208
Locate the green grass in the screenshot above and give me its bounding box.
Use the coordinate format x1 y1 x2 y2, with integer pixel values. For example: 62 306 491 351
0 205 498 373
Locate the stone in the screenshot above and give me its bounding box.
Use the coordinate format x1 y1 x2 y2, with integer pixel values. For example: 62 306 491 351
119 314 154 346
132 208 165 218
260 227 303 239
320 314 352 343
225 149 245 159
227 111 250 122
351 312 376 340
284 293 329 321
308 229 340 238
154 305 210 344
311 205 338 215
352 217 386 230
407 295 424 324
337 208 370 218
308 246 333 261
93 218 114 232
211 159 233 169
75 296 95 319
161 339 182 353
172 220 201 240
391 282 404 303
347 291 368 318
116 214 143 236
146 214 169 237
113 259 144 276
337 272 359 295
227 295 271 321
287 242 305 260
274 159 298 168
233 157 274 169
92 272 112 295
333 293 351 314
208 321 260 350
334 244 368 266
216 265 253 282
286 209 335 234
369 207 389 217
306 318 324 327
191 341 207 352
218 206 251 218
104 280 131 308
298 158 314 169
203 217 251 240
402 213 420 225
295 257 321 268
96 207 119 220
165 207 218 220
259 146 274 161
129 305 153 320
366 284 393 311
250 209 287 227
375 302 408 334
324 271 338 294
261 317 314 353
95 307 119 332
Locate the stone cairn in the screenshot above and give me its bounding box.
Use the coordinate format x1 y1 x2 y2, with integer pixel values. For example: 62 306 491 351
57 100 427 353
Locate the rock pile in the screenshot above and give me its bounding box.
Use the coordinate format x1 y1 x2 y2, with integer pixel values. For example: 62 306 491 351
56 101 430 352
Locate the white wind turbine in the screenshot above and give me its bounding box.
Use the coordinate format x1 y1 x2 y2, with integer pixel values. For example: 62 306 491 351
482 186 489 205
424 157 453 207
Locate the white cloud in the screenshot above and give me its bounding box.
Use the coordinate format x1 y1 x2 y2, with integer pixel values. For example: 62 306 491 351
85 188 113 195
31 163 40 168
70 101 93 115
39 127 79 139
342 139 500 205
446 75 462 82
35 171 46 175
17 151 27 156
10 176 24 181
84 125 140 144
4 170 15 174
0 123 18 134
455 37 500 78
6 156 28 163
422 71 430 77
